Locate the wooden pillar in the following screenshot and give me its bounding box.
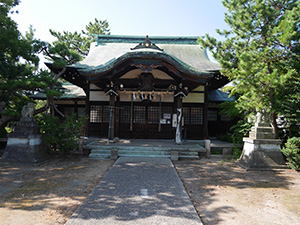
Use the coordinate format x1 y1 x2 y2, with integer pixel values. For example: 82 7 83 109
74 101 78 118
85 83 90 137
108 93 116 142
115 96 120 138
176 95 183 144
204 85 209 139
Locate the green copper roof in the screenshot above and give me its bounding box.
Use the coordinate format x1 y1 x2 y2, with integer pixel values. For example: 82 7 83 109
31 83 85 100
208 89 235 102
70 35 220 77
94 35 202 45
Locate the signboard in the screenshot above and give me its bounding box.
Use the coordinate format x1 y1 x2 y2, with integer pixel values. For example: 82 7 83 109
160 119 167 124
163 113 171 119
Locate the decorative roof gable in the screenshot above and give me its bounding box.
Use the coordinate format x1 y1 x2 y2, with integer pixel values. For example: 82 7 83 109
131 35 164 51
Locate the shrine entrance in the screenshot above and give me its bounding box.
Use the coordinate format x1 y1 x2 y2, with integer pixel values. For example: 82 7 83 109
118 102 174 139
89 101 205 140
117 101 205 140
50 35 230 142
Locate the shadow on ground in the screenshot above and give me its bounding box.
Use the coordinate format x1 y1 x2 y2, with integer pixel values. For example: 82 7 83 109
66 158 201 225
174 158 298 225
0 156 114 223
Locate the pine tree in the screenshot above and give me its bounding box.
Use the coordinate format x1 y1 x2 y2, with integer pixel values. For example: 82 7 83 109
199 0 300 137
49 18 110 57
0 1 56 129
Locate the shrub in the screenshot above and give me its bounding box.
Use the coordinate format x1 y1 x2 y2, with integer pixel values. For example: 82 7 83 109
281 137 300 171
37 113 86 155
229 119 252 159
217 133 233 143
230 119 252 145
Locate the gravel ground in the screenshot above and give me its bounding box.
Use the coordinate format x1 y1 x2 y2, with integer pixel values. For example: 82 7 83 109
174 157 300 225
0 156 114 225
0 156 299 225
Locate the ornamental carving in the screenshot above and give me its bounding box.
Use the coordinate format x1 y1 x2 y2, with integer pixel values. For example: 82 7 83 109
131 35 164 51
138 73 155 91
131 63 162 73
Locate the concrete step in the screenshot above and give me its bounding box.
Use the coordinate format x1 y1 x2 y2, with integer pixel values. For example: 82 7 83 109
89 148 200 159
89 153 111 159
85 145 204 152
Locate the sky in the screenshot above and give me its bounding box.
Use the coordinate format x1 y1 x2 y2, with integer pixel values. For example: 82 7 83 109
11 0 229 42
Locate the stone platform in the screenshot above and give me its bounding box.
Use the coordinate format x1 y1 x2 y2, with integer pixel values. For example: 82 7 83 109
2 117 49 164
238 117 286 170
85 138 208 160
238 138 286 169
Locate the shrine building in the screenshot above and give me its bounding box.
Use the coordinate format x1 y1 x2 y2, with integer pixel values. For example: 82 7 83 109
45 35 234 142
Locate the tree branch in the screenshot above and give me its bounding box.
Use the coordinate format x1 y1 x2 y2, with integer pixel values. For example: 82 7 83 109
0 114 19 130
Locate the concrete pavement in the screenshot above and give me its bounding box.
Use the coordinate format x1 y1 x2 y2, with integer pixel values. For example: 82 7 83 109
66 157 202 225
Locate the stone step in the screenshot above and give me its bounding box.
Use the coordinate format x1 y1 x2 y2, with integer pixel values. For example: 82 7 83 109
85 145 204 152
89 153 111 159
89 148 199 159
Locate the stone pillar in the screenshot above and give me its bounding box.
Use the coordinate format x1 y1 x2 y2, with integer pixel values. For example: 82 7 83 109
238 111 286 169
205 139 211 158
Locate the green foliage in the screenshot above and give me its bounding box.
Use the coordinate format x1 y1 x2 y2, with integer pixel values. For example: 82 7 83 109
230 119 252 145
281 137 300 171
0 127 7 138
230 119 253 158
49 30 90 57
219 100 243 119
37 113 86 154
199 0 300 136
83 18 110 36
45 42 82 68
50 18 110 57
217 133 233 143
0 2 59 129
275 74 300 141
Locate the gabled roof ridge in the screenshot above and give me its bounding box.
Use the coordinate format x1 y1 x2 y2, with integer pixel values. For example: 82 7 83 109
94 34 203 45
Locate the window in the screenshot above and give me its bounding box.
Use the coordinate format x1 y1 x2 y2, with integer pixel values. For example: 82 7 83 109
90 105 102 123
148 106 159 124
190 107 203 125
77 107 86 118
183 107 190 125
161 106 172 118
103 105 110 123
134 106 145 124
208 110 218 121
120 106 131 123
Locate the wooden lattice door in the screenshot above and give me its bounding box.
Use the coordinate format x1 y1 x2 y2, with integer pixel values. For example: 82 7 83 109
119 103 173 139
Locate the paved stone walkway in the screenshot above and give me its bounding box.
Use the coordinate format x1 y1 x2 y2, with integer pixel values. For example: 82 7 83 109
66 157 202 225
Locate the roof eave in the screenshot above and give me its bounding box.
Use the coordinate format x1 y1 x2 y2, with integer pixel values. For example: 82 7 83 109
73 51 215 80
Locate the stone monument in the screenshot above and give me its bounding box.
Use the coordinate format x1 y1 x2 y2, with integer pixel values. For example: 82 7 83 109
2 103 49 163
238 111 286 169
